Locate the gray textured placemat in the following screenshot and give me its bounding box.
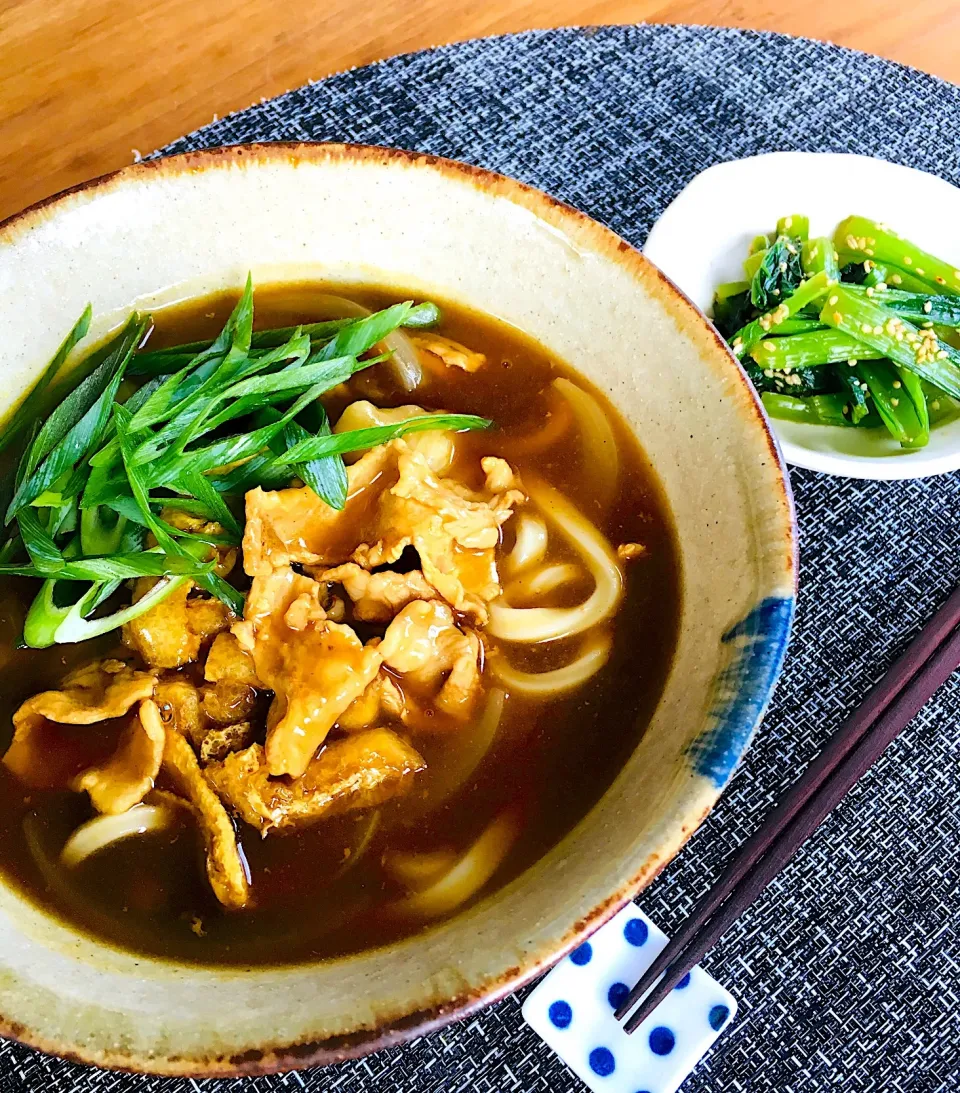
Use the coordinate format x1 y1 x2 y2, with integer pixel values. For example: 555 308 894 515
4 23 960 1093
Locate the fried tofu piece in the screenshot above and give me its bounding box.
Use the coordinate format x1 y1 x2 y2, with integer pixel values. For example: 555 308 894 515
232 567 382 777
313 562 438 623
4 660 157 786
159 510 238 577
199 721 257 765
161 727 250 910
203 632 261 686
201 680 258 726
123 579 233 669
205 729 425 834
154 676 205 750
73 699 165 814
155 673 257 764
380 601 484 719
411 333 486 372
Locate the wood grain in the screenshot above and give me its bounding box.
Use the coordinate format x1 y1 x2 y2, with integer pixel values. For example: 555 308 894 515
2 0 959 223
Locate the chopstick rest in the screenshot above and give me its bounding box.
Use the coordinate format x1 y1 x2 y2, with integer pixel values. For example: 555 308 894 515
523 905 736 1093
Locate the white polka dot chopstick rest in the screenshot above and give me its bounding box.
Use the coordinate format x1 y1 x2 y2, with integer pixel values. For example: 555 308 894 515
523 905 736 1093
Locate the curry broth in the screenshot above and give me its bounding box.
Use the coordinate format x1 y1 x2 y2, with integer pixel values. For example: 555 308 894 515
0 285 680 965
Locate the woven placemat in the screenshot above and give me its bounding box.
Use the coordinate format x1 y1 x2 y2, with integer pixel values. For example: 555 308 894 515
4 24 960 1093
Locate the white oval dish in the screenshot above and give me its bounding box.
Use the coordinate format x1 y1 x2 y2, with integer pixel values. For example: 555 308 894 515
644 151 960 480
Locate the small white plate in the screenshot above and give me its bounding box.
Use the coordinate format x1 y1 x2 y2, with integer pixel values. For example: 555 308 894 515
644 151 960 480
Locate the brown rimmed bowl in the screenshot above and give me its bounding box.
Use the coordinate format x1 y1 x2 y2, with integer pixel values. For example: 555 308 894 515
0 143 796 1075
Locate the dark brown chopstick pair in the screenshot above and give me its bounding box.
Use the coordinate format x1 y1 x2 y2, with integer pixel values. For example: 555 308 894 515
615 584 960 1034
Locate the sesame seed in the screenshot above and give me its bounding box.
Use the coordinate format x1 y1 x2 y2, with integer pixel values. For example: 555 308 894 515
873 325 884 335
892 380 902 389
784 216 793 228
933 400 942 410
829 294 839 305
831 311 842 324
764 342 776 351
890 397 900 406
936 276 946 285
865 249 875 257
904 255 913 265
842 404 850 415
861 382 869 391
923 321 934 329
848 359 858 366
763 369 774 378
876 282 888 291
866 286 874 296
772 289 781 296
861 323 872 333
955 271 960 280
810 246 819 259
916 268 926 276
938 350 949 359
891 274 902 285
924 301 933 313
864 260 874 272
779 261 788 273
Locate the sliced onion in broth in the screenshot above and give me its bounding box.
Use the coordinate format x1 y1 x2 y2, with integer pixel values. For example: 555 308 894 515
312 293 422 391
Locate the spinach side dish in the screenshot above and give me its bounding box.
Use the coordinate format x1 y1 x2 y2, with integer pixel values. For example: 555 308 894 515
714 214 960 446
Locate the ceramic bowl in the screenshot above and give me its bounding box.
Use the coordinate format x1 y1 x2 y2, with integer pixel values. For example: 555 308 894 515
0 144 796 1075
644 150 960 480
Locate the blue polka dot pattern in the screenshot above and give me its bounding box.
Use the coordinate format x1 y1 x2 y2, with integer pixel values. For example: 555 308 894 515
570 941 593 965
674 972 691 989
547 1000 572 1029
624 918 649 946
588 1047 616 1076
649 1026 676 1055
607 982 629 1010
710 1004 731 1030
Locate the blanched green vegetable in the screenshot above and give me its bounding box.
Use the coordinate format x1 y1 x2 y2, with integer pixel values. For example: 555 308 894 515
835 216 960 297
761 392 858 427
730 270 834 358
749 236 804 309
750 330 883 371
820 287 960 398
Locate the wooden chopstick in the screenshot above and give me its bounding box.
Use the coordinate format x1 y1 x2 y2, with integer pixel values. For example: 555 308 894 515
615 586 960 1033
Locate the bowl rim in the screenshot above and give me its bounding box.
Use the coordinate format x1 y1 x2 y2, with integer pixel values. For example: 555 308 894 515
0 140 797 1076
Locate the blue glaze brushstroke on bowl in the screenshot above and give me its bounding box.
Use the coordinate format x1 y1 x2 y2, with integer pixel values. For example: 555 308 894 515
688 595 795 788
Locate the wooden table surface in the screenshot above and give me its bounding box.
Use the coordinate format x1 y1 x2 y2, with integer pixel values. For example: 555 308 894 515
1 0 958 224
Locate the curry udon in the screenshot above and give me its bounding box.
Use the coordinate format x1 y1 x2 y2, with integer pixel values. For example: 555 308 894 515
0 285 679 964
